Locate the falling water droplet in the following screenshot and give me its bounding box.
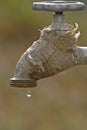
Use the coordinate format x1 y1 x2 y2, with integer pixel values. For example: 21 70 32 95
26 90 32 98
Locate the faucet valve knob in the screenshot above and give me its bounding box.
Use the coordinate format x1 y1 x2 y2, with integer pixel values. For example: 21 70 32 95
32 1 85 13
32 1 85 30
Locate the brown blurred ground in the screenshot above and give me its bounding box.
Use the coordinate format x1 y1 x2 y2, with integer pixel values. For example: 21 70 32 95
0 0 87 130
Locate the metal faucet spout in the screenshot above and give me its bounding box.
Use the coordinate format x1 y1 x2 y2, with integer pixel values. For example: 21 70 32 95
10 1 85 88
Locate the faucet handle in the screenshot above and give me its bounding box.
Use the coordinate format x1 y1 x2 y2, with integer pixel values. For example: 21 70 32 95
32 1 85 13
32 1 85 31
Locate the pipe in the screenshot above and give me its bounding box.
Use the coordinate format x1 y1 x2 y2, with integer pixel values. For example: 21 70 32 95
77 47 87 65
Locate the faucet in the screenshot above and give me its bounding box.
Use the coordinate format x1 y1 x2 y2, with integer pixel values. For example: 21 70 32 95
10 1 86 88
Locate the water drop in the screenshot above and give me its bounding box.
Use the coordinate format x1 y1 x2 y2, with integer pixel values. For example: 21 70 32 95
26 90 32 98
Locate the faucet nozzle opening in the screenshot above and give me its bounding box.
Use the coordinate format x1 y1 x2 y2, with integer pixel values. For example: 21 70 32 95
10 78 37 88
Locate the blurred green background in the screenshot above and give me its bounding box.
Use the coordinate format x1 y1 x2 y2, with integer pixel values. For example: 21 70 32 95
0 0 87 130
